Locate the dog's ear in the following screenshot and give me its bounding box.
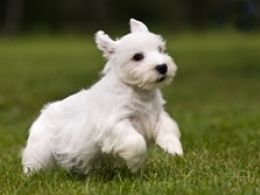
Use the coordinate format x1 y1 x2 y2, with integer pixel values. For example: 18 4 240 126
95 31 117 58
130 18 149 33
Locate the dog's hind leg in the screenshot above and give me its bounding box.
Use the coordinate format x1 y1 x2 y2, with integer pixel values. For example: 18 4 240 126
22 123 55 175
22 140 54 175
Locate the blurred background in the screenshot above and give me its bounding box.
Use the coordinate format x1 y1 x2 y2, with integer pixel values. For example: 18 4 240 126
0 0 260 34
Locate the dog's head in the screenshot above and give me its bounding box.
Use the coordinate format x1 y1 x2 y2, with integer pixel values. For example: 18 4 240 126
95 19 177 90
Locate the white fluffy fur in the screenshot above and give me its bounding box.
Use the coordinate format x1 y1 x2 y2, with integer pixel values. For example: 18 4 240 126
22 19 183 175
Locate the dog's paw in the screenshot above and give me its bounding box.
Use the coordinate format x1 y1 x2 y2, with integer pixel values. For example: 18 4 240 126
157 136 183 156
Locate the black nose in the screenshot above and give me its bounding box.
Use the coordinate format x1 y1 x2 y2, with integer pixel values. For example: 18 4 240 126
155 64 168 75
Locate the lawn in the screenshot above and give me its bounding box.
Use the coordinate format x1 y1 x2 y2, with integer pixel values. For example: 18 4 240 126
0 31 259 194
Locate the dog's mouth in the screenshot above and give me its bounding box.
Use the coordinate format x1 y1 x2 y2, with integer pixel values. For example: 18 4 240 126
156 75 167 82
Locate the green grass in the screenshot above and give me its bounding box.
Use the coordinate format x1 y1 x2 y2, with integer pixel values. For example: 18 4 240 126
0 31 259 194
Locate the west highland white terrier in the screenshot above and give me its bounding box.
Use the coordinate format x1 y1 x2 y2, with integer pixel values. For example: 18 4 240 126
22 19 183 175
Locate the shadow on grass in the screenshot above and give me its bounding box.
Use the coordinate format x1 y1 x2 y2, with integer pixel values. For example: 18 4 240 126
65 166 147 183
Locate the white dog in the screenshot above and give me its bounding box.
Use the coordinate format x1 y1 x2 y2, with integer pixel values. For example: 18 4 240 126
22 19 183 175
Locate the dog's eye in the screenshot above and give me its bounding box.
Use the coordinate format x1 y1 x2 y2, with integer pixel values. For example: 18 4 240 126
132 53 144 61
158 46 163 53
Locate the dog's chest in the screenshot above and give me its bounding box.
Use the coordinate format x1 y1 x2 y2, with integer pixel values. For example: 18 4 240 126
129 98 161 141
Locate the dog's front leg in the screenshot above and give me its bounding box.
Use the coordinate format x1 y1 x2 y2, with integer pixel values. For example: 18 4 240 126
155 111 183 156
102 120 147 172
